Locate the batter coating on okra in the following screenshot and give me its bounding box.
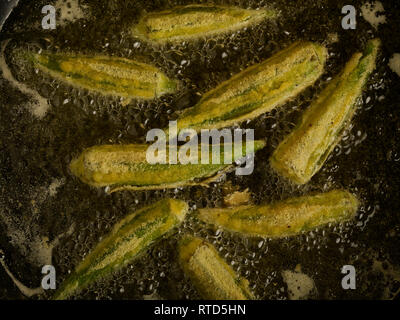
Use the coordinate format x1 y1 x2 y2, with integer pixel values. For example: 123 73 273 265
197 190 359 238
133 4 277 43
25 51 179 100
270 39 380 184
54 199 188 300
178 236 255 300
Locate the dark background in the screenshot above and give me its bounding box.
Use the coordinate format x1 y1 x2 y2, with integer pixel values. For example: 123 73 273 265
0 0 399 300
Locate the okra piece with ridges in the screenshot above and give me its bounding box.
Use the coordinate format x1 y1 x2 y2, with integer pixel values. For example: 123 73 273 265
70 141 266 192
54 198 188 300
26 52 178 100
197 190 359 238
270 39 380 184
133 4 277 43
169 42 327 136
178 236 255 300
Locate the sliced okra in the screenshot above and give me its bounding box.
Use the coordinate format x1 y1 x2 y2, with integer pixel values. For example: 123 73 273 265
54 198 188 299
197 190 359 238
270 39 380 184
178 236 255 300
170 41 327 136
27 51 178 100
133 4 277 43
70 140 266 192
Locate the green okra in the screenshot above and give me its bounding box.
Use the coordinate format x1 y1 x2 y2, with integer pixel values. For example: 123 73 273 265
168 41 327 136
270 39 380 184
54 198 188 300
70 140 266 192
197 189 359 238
132 4 277 43
27 51 178 100
178 236 255 300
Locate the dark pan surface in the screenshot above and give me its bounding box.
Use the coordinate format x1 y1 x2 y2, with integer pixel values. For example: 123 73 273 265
0 0 399 300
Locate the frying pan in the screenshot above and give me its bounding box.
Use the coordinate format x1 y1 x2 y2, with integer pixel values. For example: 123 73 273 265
0 0 19 32
0 0 399 300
